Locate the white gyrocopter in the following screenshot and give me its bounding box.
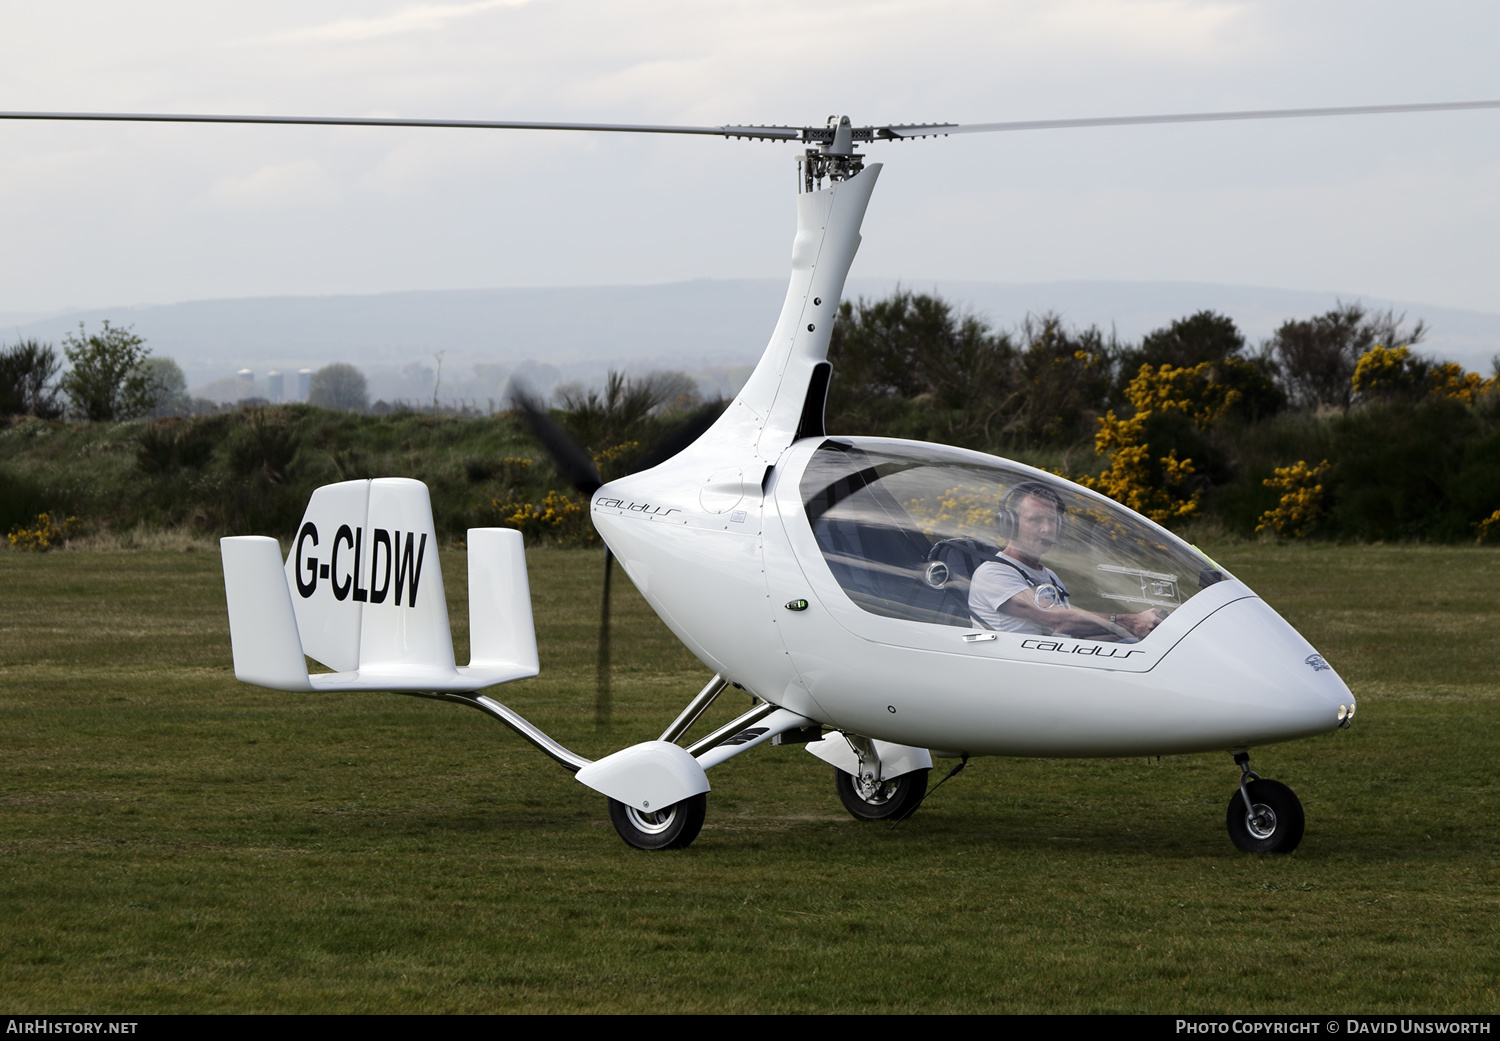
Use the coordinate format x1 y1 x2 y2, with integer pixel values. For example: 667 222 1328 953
11 100 1498 852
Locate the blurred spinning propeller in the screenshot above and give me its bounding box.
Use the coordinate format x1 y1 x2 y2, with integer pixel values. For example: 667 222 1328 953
511 386 724 724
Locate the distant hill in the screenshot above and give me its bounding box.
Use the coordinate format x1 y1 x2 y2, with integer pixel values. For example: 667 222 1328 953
6 279 1496 399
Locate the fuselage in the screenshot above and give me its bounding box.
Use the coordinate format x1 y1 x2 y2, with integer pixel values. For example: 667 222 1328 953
592 435 1353 758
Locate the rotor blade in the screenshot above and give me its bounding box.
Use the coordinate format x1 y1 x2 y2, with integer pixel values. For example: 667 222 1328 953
7 101 1496 144
509 385 603 496
885 99 1500 138
628 400 728 475
596 548 613 728
0 110 802 142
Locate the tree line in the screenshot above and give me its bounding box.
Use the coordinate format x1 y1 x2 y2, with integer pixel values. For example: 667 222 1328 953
0 328 397 421
4 291 1498 546
0 324 175 421
823 291 1498 541
486 293 1499 545
824 293 1446 444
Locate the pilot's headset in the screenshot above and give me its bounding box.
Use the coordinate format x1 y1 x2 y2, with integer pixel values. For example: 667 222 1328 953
996 481 1068 544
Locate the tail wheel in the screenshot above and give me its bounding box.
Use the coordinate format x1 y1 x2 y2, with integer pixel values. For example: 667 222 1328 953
835 767 929 822
608 793 707 850
1226 778 1305 853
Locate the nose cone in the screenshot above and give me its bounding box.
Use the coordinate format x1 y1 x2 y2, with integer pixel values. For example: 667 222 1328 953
1153 597 1354 748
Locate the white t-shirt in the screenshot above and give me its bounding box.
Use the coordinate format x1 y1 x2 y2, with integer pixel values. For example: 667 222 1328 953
968 554 1069 634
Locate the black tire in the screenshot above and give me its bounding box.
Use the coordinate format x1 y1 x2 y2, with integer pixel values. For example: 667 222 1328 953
1226 778 1305 853
607 793 707 850
835 767 929 822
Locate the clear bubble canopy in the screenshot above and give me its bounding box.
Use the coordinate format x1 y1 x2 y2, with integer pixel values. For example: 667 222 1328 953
799 439 1227 640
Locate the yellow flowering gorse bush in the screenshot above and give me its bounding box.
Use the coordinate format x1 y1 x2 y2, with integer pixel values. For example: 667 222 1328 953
1078 363 1240 525
7 513 82 551
493 489 596 545
1353 344 1499 405
903 484 998 539
593 440 640 472
1428 362 1495 405
1475 509 1500 545
1350 344 1413 397
1256 459 1332 539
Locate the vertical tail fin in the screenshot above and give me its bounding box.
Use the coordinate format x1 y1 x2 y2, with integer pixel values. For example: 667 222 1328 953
222 536 314 692
281 477 453 673
466 527 539 676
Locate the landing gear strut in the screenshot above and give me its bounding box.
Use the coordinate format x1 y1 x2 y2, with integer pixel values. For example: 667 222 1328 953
1226 750 1304 854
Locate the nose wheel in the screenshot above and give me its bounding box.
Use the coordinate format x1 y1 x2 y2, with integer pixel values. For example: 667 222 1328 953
1226 752 1304 853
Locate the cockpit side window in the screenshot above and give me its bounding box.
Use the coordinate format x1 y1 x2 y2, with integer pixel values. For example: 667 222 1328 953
799 440 1218 640
801 443 960 625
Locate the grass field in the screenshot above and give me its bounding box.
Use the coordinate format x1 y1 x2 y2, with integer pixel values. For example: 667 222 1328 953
2 543 1497 1013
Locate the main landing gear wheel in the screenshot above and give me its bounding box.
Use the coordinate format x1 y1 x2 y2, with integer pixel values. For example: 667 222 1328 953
608 793 707 850
835 767 929 822
1226 778 1305 854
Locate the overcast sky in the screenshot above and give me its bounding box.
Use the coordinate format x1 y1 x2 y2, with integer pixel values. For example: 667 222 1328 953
2 0 1497 318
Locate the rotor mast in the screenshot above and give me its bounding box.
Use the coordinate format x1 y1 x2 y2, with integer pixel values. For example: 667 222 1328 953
800 115 864 193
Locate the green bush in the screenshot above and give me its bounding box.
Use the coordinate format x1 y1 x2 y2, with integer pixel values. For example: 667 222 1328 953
0 339 64 419
58 322 159 421
0 466 55 535
1329 399 1500 540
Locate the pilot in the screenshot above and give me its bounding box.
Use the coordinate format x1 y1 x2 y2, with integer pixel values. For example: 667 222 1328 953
968 481 1166 640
